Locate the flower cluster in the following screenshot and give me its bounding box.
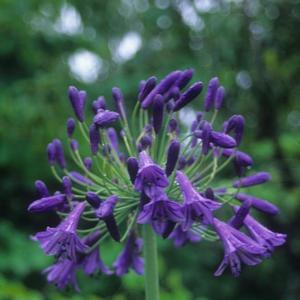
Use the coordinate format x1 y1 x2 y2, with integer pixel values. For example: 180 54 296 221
29 69 286 290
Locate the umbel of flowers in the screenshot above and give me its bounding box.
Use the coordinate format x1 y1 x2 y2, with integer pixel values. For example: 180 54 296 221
29 69 286 293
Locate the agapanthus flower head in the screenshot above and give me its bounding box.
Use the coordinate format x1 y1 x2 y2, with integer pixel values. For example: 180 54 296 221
30 69 286 290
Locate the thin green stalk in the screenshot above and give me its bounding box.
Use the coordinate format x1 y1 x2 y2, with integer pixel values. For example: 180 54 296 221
143 225 160 300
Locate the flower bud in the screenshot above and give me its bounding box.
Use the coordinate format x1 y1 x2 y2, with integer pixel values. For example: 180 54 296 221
92 96 106 113
138 76 157 102
168 118 178 133
165 139 180 176
142 70 182 109
89 124 100 155
35 180 50 198
68 86 86 122
93 109 119 128
47 143 56 166
112 87 126 119
153 94 164 134
235 193 278 215
63 176 72 200
201 121 212 155
210 131 237 148
233 172 271 188
86 191 101 208
28 193 65 213
83 157 92 170
66 118 76 138
127 157 139 183
107 127 119 153
230 200 252 229
204 77 219 112
53 139 66 168
214 86 225 110
70 139 79 152
173 82 203 111
223 115 245 146
140 135 152 149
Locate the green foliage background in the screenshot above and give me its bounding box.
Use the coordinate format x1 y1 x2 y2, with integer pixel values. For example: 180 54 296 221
0 0 300 299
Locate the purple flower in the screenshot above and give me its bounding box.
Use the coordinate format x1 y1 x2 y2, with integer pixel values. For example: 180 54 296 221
204 77 219 112
34 202 87 260
68 86 86 122
69 171 95 186
134 151 169 197
176 171 221 229
223 115 245 146
113 232 144 276
241 213 286 254
70 139 79 152
138 76 157 102
93 109 120 128
169 224 201 247
95 195 120 242
230 200 252 229
81 230 112 275
63 176 72 200
127 157 139 184
137 188 183 237
44 258 79 291
233 172 272 188
235 193 279 215
89 123 100 155
165 139 180 176
28 193 65 213
92 96 106 113
214 86 225 110
35 180 50 198
107 127 120 153
213 218 267 277
173 82 203 111
153 94 164 134
141 70 182 109
210 131 237 148
112 87 126 119
139 135 152 150
66 118 76 137
47 142 56 166
83 157 92 170
53 139 66 169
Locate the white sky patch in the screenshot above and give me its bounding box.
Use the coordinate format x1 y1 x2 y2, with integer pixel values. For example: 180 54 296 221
177 1 205 31
54 4 82 35
113 32 142 63
68 50 103 83
194 0 217 12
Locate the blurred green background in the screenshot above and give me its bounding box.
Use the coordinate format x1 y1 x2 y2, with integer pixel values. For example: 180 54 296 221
1 0 300 299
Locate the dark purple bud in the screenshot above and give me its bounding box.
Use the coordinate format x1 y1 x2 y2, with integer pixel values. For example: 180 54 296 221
63 176 72 200
201 121 212 155
235 193 278 215
86 192 101 208
140 135 152 149
196 112 203 122
66 118 76 138
96 195 118 218
144 124 153 134
127 157 139 183
223 115 245 146
70 139 79 152
215 86 225 110
153 94 164 134
35 180 50 198
47 143 56 166
204 77 219 112
175 68 194 89
166 100 175 112
168 118 178 133
89 124 100 155
191 120 198 132
107 127 119 153
177 156 187 170
112 87 126 119
68 86 86 122
93 109 120 128
141 70 182 109
28 193 65 213
165 139 181 176
53 139 66 168
210 131 237 148
204 188 214 200
138 76 157 102
187 156 196 166
173 82 203 111
104 216 120 242
69 171 95 186
230 200 252 229
233 172 271 188
92 96 106 113
139 80 146 93
83 157 92 170
222 149 253 167
163 86 180 103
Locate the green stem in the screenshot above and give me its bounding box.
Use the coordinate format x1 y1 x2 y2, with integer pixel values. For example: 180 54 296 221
143 225 160 300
